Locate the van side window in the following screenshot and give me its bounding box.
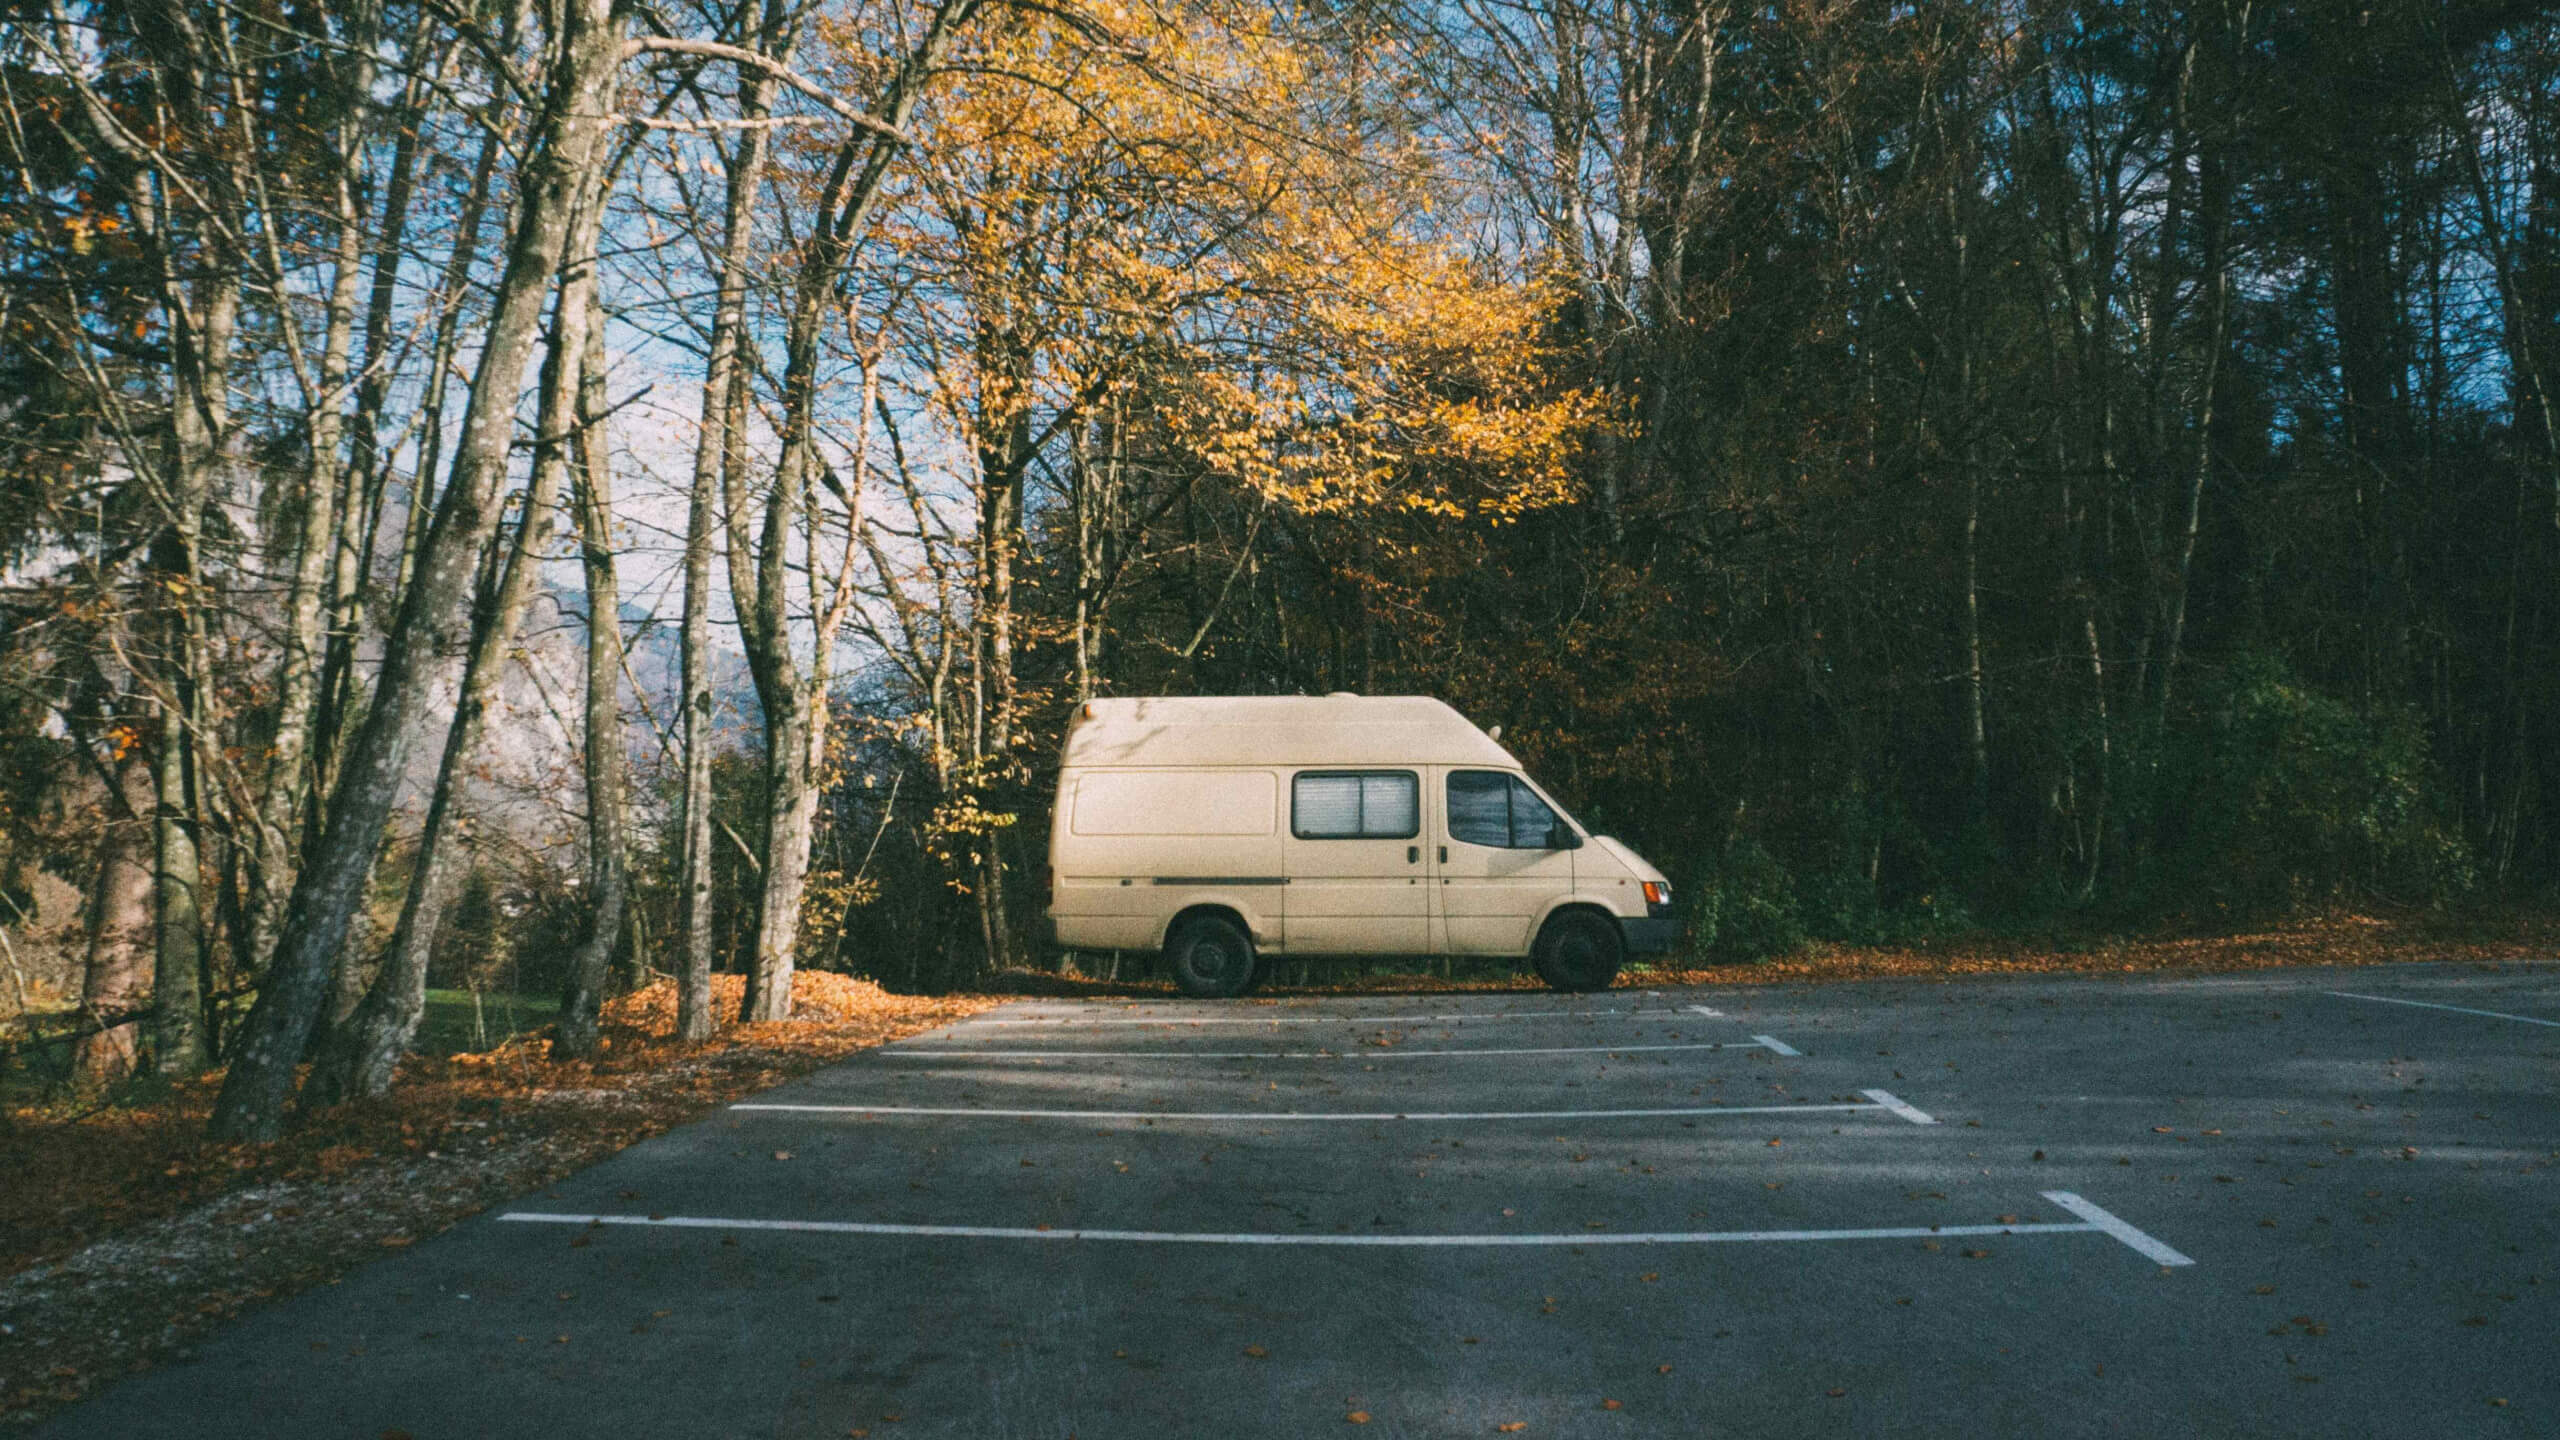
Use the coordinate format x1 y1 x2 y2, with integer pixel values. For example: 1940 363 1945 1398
1505 778 1559 848
1447 771 1511 847
1292 771 1419 839
1449 770 1563 849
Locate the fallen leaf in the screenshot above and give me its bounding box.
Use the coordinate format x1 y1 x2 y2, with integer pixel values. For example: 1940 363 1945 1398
378 1235 414 1248
1601 1398 1623 1410
1657 1365 1672 1374
1826 1387 1847 1398
1347 1412 1372 1425
1962 1249 1991 1259
1495 1425 1525 1434
1244 1345 1268 1359
1639 1272 1660 1283
773 1151 793 1161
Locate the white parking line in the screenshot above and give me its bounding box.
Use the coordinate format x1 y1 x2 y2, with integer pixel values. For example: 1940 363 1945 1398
2326 991 2560 1029
731 1101 1912 1123
880 1042 1770 1062
957 1008 1693 1028
1686 1005 1725 1018
497 1206 2180 1264
1858 1089 1938 1125
1752 1034 1801 1057
2042 1191 2196 1266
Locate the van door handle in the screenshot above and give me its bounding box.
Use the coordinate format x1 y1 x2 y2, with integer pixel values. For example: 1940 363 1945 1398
1438 846 1448 864
1407 845 1419 864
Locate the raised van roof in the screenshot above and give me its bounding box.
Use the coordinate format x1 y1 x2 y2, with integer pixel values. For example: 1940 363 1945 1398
1061 695 1520 769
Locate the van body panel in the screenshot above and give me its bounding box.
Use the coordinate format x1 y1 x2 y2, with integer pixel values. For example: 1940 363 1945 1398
1049 767 1285 952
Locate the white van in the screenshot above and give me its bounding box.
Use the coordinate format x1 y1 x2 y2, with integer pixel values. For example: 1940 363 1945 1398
1043 695 1678 996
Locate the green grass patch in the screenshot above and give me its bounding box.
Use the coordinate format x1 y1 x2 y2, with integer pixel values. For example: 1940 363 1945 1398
418 988 559 1057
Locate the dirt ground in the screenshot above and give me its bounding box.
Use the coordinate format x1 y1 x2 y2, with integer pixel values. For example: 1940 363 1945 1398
3 911 2554 1427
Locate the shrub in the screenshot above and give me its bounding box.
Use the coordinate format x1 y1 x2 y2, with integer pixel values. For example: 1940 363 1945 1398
2155 655 2474 915
1690 839 1806 963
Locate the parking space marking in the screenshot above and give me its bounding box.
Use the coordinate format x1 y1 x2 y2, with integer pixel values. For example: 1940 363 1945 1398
2042 1191 2197 1266
496 1207 2177 1264
2326 991 2560 1029
957 1008 1692 1028
879 1041 1773 1062
1858 1089 1938 1125
1751 1034 1801 1056
730 1101 1919 1123
1686 1005 1725 1018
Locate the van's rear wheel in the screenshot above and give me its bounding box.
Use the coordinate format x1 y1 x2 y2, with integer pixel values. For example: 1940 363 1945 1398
1532 911 1622 993
1167 914 1256 998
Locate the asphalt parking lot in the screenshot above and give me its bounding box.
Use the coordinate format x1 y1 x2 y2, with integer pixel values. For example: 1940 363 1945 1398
38 961 2559 1438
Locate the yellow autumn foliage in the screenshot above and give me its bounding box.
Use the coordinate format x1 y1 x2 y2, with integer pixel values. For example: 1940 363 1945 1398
809 0 1604 524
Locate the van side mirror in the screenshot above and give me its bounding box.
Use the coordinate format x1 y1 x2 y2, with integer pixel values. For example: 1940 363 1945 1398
1547 824 1581 851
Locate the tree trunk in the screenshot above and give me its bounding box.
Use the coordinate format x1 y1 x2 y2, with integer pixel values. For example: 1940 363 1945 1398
557 275 631 1059
303 193 606 1107
71 763 153 1087
209 0 629 1141
724 0 979 1021
676 11 789 1043
148 265 234 1079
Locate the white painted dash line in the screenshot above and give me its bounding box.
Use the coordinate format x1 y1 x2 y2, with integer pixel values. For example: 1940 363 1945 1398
2041 1191 2196 1267
881 1042 1765 1062
730 1102 1889 1123
1686 1005 1725 1018
959 1008 1690 1028
499 1211 2119 1251
1859 1089 1938 1126
2326 991 2560 1029
1752 1034 1801 1057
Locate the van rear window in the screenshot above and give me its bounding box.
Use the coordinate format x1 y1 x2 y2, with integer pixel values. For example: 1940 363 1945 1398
1292 771 1419 839
1070 771 1277 836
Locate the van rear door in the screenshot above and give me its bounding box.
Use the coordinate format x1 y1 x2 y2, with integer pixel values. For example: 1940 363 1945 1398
1279 769 1429 954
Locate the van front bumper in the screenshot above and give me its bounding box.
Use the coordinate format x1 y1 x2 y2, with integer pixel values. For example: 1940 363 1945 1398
1620 914 1681 955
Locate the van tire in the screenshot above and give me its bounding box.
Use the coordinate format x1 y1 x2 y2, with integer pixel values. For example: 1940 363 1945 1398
1167 914 1257 998
1532 911 1622 993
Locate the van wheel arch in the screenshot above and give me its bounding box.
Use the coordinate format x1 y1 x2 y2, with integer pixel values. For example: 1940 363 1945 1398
1531 905 1623 993
1163 907 1258 998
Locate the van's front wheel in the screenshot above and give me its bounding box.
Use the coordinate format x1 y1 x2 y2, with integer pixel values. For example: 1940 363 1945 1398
1167 914 1257 998
1532 911 1622 993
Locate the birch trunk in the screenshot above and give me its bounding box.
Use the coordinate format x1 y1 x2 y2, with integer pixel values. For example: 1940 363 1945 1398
557 277 631 1059
71 763 153 1086
303 193 607 1107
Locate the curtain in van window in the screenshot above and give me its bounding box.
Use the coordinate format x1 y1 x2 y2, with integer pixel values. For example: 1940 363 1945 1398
1293 772 1418 838
1294 775 1363 836
1362 774 1418 836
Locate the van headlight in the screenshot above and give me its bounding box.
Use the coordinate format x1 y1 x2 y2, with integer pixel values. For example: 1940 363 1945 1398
1641 881 1671 916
